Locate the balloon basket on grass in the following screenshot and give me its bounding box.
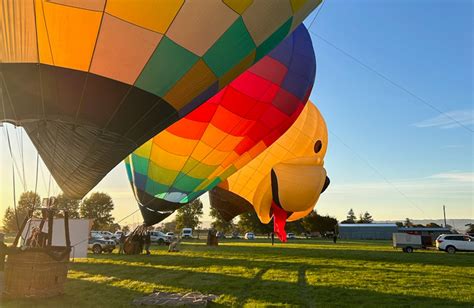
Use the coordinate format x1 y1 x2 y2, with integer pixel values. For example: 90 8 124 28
4 248 69 298
124 224 148 255
2 209 72 299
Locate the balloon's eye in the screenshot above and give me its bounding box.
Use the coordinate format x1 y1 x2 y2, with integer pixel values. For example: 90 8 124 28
314 140 322 153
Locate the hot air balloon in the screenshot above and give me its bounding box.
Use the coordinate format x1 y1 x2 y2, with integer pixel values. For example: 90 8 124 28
125 24 316 226
209 102 329 241
0 0 321 199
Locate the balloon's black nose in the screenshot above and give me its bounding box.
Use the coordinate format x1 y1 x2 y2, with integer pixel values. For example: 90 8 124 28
321 176 330 194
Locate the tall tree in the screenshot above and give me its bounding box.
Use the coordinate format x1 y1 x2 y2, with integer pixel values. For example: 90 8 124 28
341 208 356 224
237 211 272 235
163 220 177 233
286 220 305 234
357 211 373 223
2 207 18 233
80 192 115 230
209 206 234 233
175 199 203 231
404 218 413 227
301 211 338 234
103 223 121 232
52 194 80 218
2 191 41 233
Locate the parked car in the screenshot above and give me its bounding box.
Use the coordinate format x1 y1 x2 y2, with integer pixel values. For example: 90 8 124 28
150 231 171 245
91 230 117 241
231 232 241 239
244 232 255 240
216 231 226 239
113 231 128 243
181 228 193 239
88 237 116 254
287 233 296 239
436 234 474 253
166 232 175 239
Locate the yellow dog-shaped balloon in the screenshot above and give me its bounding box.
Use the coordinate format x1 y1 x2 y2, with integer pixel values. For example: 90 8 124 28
210 102 329 241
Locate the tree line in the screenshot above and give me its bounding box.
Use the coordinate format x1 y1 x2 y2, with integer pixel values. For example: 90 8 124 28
340 208 374 224
340 209 463 230
2 191 116 233
158 198 338 236
3 192 344 236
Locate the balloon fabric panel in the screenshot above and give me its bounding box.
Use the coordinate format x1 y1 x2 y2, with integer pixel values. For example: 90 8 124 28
1 0 321 199
126 25 316 225
215 102 329 227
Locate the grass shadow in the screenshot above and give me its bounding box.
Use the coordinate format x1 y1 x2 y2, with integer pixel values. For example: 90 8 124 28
70 258 471 307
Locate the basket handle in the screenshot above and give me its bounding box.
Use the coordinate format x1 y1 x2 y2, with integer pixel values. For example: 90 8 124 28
47 210 54 247
64 211 71 249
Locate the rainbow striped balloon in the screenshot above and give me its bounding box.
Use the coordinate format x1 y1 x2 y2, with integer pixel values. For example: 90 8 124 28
125 25 316 225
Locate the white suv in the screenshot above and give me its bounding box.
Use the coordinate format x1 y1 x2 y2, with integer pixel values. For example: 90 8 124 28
436 234 474 253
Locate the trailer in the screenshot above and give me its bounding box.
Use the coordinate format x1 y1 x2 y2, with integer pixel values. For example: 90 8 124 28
392 233 423 253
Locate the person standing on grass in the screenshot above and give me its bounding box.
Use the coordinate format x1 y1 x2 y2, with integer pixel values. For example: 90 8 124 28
0 233 6 271
144 231 151 255
118 233 125 254
333 233 338 244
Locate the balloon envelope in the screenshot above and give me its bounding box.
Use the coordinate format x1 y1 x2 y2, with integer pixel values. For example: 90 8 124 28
209 102 329 227
1 0 321 198
125 25 316 226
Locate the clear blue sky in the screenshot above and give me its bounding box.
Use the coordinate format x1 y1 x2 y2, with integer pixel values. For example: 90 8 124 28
1 0 472 227
303 0 473 222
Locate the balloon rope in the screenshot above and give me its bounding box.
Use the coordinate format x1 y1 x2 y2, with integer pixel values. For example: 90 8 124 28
308 30 473 134
23 151 41 246
329 130 425 214
12 159 19 232
0 84 27 189
19 128 27 191
34 151 40 202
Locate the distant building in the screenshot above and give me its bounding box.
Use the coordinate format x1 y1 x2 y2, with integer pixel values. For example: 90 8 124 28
338 224 453 241
338 223 398 240
397 227 451 241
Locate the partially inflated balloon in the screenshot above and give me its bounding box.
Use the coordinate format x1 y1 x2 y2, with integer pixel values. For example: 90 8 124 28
210 102 329 241
1 0 321 198
125 25 316 225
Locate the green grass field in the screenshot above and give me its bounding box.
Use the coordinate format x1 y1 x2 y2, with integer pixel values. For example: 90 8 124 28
2 239 473 307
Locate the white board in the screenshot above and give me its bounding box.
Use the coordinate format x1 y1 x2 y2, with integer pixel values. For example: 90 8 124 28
21 218 92 258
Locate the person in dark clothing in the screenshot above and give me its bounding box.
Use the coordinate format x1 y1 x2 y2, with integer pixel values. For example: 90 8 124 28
137 233 144 254
144 231 151 255
271 232 275 246
333 233 338 244
118 233 126 254
0 233 6 271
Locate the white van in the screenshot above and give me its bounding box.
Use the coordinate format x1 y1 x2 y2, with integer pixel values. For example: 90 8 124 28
181 228 193 239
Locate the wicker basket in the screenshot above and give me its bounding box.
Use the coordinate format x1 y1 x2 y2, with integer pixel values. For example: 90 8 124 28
3 248 70 298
